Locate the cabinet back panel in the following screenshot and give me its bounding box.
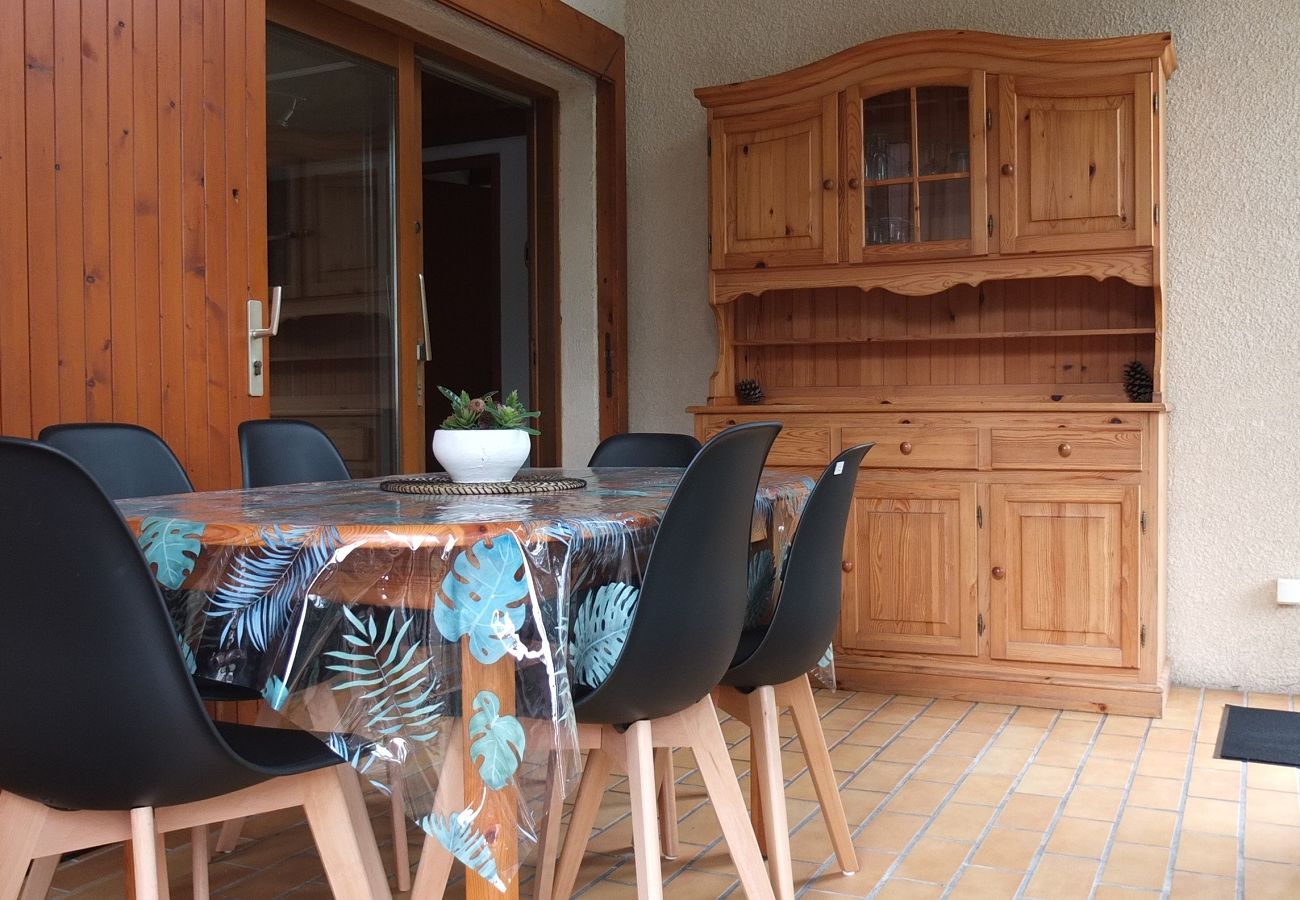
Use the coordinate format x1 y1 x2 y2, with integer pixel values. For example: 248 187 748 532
736 277 1155 396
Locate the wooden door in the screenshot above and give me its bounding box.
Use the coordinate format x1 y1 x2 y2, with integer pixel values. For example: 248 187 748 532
988 483 1140 668
838 482 978 657
845 69 988 263
709 95 839 269
998 74 1153 254
0 0 268 490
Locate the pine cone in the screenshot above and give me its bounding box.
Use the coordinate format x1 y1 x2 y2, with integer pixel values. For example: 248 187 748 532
736 379 764 405
1124 360 1153 403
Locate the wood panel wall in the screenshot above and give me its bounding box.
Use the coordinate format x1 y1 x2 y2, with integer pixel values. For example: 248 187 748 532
0 0 268 490
735 277 1156 400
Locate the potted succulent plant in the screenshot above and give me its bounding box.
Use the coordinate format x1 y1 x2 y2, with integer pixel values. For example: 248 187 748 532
431 386 540 483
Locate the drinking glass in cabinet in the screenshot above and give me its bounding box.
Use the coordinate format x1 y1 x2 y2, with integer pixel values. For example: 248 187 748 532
866 183 912 244
915 85 970 176
863 89 911 180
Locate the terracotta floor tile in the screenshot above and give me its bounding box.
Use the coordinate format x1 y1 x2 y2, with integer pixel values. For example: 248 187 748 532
951 773 1015 807
926 699 975 719
973 745 1034 776
955 711 1011 734
1092 734 1144 759
1093 887 1161 899
885 779 953 817
1114 806 1178 846
1045 816 1113 858
1100 842 1170 890
893 836 972 884
935 731 993 757
1247 787 1300 826
849 760 914 793
1244 859 1300 900
994 792 1059 831
839 788 889 826
844 721 903 747
1247 693 1292 710
929 802 997 842
1248 762 1300 792
873 878 944 899
809 850 895 895
1023 853 1099 900
970 827 1041 870
1016 764 1076 797
1051 719 1100 743
1034 740 1089 769
1170 870 1239 899
1136 747 1190 778
839 691 893 711
1188 767 1241 801
1079 756 1135 789
856 813 930 853
1246 821 1300 864
902 716 956 741
878 737 938 766
947 865 1025 898
1126 776 1183 811
1011 707 1059 727
995 724 1048 749
1143 727 1193 753
1101 715 1150 737
911 753 973 784
1182 796 1242 836
1173 830 1239 876
1061 784 1124 821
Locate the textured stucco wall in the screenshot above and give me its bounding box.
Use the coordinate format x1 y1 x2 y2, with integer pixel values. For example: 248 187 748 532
624 0 1300 690
561 0 625 34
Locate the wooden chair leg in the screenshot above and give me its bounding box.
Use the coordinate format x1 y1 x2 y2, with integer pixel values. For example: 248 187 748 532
654 747 679 860
0 793 46 900
750 752 768 859
388 762 411 893
301 767 393 900
748 686 793 900
782 676 858 874
625 721 663 900
531 750 567 900
684 697 775 900
190 827 210 900
128 809 161 900
410 729 465 900
18 856 58 900
213 818 243 854
552 746 613 900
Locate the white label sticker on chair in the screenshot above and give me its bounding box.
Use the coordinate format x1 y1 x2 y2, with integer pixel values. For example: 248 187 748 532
834 461 845 475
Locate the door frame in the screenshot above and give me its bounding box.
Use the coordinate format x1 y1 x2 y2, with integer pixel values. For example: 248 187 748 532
266 0 568 469
306 0 629 452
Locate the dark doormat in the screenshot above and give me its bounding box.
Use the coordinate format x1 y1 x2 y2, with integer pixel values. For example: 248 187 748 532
1216 704 1300 767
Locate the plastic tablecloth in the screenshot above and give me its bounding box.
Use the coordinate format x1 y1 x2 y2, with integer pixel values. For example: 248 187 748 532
117 467 815 894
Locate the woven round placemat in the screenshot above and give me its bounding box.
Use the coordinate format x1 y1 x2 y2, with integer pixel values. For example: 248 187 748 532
379 473 587 495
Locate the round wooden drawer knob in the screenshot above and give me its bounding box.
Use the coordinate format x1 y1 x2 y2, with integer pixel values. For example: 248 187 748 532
1001 163 1015 176
847 176 860 189
1058 442 1072 457
899 441 913 455
842 560 854 573
992 566 1006 580
823 178 836 191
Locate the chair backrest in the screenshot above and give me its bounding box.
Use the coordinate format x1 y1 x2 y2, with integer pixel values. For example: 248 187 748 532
574 422 780 725
0 438 258 810
38 422 193 500
723 443 874 689
239 418 351 488
587 432 702 468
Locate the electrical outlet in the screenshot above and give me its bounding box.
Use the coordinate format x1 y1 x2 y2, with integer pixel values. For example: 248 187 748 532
1277 578 1300 606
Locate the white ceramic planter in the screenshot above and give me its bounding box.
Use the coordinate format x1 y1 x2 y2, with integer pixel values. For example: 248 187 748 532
432 428 531 483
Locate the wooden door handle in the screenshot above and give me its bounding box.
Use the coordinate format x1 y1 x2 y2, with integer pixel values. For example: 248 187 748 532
1058 442 1072 457
823 178 836 191
842 560 854 573
899 441 913 455
847 176 860 189
992 566 1005 580
1001 163 1015 176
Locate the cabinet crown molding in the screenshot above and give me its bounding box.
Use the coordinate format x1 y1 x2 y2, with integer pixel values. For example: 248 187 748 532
695 30 1176 112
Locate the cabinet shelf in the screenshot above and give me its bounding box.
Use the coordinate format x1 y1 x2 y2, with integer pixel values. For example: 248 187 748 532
733 327 1156 348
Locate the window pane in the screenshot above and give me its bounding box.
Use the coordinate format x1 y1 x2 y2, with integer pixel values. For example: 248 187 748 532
920 178 970 241
916 85 970 176
866 183 913 244
863 89 911 181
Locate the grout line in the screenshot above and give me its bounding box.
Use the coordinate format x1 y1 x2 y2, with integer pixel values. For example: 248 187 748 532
938 708 1061 899
1235 691 1248 900
1009 711 1106 898
1154 686 1208 895
1083 706 1159 898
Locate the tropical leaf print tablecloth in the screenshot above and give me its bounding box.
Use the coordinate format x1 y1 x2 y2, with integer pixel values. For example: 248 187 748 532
119 467 813 893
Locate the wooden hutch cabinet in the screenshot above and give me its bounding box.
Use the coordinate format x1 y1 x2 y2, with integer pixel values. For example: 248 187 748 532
692 32 1176 716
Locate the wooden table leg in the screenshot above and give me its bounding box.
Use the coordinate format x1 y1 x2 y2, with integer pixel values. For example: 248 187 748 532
461 640 519 900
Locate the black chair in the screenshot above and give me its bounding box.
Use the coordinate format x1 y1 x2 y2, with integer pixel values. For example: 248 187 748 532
543 422 782 900
38 423 193 500
239 419 350 489
587 432 702 468
0 438 391 900
666 443 874 898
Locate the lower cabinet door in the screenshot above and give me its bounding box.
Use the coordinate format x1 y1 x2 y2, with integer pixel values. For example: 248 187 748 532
839 483 978 656
989 483 1140 668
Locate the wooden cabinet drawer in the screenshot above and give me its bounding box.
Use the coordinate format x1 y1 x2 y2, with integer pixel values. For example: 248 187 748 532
701 418 830 466
844 426 979 470
991 427 1142 471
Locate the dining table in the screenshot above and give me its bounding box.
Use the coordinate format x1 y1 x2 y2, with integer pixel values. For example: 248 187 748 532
117 466 819 898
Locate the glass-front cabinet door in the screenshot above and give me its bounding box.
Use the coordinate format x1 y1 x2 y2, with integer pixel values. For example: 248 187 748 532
845 70 987 262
